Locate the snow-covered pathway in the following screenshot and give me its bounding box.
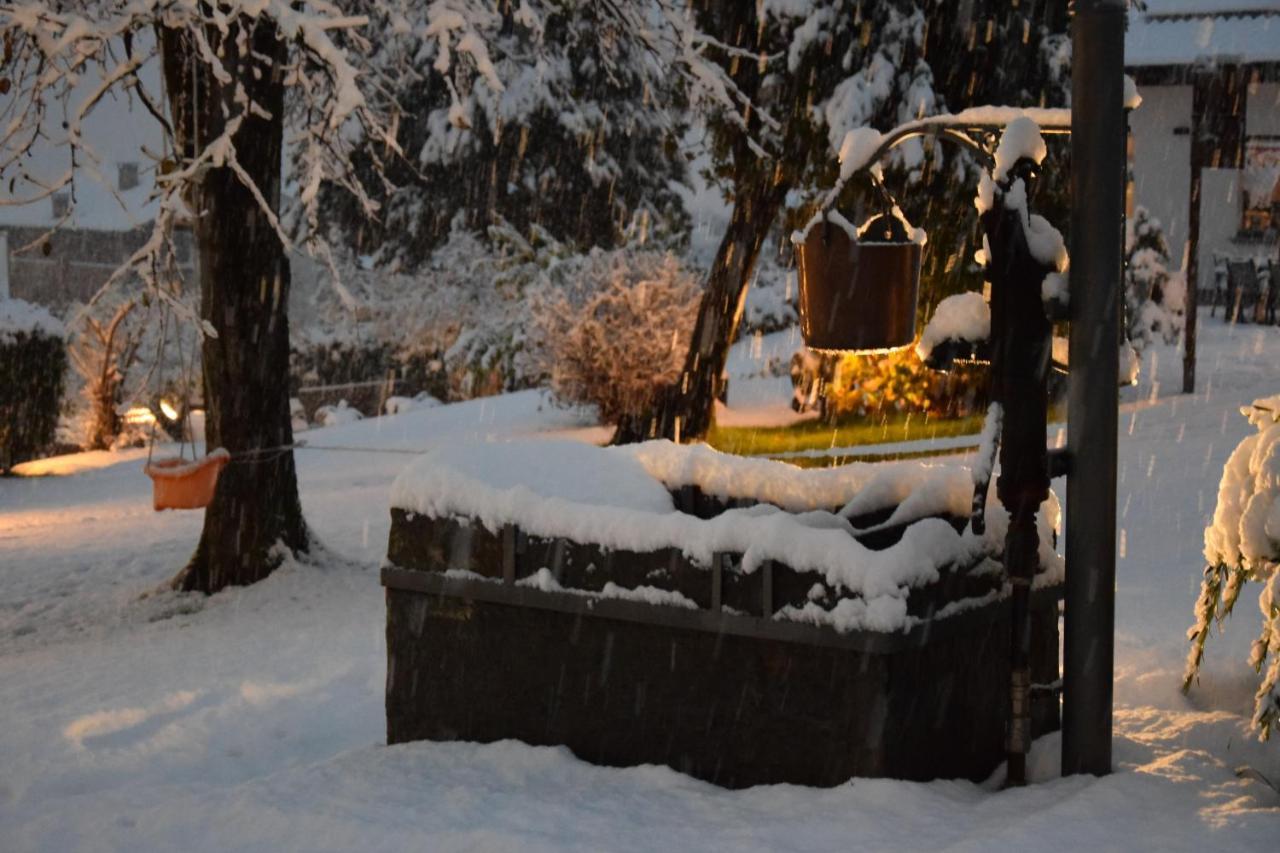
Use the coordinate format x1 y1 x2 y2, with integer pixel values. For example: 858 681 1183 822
1 321 1277 851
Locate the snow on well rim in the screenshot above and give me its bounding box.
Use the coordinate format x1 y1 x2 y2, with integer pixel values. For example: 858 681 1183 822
389 439 1063 631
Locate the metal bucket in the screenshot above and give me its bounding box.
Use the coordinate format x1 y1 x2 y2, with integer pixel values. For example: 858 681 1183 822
796 218 922 352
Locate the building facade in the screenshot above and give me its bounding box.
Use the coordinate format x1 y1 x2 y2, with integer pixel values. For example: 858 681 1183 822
1126 1 1280 293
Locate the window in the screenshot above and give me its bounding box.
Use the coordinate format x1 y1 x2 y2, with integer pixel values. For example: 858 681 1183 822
1241 138 1280 235
118 161 139 191
51 192 71 219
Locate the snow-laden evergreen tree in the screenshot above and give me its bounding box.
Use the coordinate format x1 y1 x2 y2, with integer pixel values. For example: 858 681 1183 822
1185 396 1280 740
629 0 1071 443
318 0 688 270
1125 205 1185 351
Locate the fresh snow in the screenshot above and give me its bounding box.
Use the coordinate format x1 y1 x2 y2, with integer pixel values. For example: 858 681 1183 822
0 297 65 342
1 319 1278 850
1127 2 1280 66
390 438 1055 623
992 116 1047 183
916 291 991 360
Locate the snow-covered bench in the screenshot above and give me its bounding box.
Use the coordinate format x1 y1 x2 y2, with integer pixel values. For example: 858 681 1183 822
382 439 1063 786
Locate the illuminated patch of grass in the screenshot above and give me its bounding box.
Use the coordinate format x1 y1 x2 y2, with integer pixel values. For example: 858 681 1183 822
707 410 989 457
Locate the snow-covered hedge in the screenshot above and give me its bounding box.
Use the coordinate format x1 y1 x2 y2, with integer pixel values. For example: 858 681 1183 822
390 439 1062 634
0 298 67 471
1185 395 1280 739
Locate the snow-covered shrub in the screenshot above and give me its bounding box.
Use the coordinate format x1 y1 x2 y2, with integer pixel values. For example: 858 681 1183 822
1125 206 1184 351
1184 396 1280 739
314 400 363 428
295 220 572 403
0 298 66 470
66 298 147 450
529 249 700 431
320 2 687 270
384 393 441 417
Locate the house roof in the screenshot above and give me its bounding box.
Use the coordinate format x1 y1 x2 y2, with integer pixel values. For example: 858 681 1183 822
1127 0 1280 67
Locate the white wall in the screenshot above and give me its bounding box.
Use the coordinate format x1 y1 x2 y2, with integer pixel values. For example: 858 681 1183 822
1196 168 1247 292
1129 79 1280 297
1129 84 1193 260
1247 82 1280 135
0 39 165 232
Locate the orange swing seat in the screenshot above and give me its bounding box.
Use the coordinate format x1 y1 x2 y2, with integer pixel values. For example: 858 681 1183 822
144 448 230 511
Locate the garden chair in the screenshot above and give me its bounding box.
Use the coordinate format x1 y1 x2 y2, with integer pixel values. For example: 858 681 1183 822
1264 259 1278 326
1226 260 1259 324
1210 252 1228 317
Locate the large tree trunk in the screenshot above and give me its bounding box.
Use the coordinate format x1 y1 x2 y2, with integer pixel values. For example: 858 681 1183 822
163 20 307 593
616 174 787 444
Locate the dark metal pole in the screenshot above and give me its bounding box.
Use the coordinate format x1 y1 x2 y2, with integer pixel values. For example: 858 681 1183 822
1062 0 1125 777
982 158 1054 788
1183 100 1202 392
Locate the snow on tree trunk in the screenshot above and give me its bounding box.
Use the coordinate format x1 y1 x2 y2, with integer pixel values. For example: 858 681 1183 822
162 21 306 594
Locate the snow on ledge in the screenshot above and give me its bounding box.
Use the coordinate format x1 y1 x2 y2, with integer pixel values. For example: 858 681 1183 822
390 439 1063 632
0 298 64 342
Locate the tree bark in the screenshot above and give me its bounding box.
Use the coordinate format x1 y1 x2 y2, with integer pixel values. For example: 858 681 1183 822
615 173 787 444
162 20 307 593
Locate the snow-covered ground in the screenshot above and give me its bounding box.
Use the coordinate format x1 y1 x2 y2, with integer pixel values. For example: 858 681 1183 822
1 315 1277 851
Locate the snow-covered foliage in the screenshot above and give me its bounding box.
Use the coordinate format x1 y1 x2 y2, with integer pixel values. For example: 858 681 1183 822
390 438 1063 633
296 219 572 401
528 250 700 430
66 298 145 451
0 297 64 343
0 1 416 322
1125 206 1184 352
384 393 441 417
1185 395 1280 739
324 1 689 269
0 299 66 470
314 400 363 429
740 253 799 336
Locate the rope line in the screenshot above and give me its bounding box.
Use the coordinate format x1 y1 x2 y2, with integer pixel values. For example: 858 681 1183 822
209 441 430 464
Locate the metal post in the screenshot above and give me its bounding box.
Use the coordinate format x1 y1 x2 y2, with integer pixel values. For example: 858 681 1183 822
982 158 1054 788
1062 0 1125 777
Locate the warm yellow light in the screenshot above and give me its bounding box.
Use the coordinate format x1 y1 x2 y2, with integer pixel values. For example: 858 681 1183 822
159 399 180 420
123 406 156 426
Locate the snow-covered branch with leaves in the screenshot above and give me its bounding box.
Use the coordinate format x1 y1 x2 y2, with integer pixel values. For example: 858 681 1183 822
0 0 503 310
1185 396 1280 739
